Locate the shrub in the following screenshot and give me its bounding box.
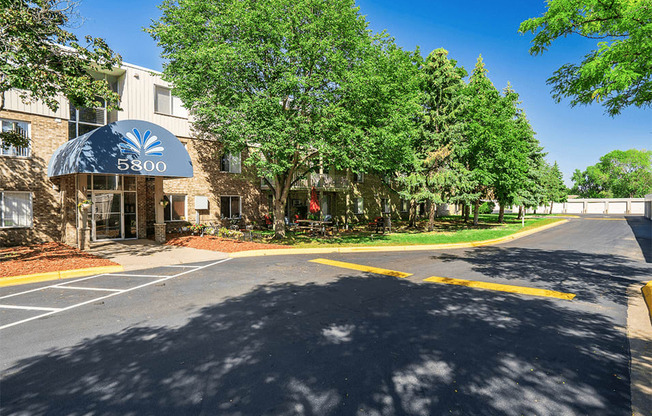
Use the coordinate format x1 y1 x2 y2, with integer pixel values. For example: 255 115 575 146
479 201 496 214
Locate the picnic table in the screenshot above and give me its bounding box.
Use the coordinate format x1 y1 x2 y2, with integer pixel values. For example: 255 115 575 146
295 220 334 236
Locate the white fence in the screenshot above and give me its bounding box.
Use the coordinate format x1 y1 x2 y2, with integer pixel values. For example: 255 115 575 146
506 198 647 215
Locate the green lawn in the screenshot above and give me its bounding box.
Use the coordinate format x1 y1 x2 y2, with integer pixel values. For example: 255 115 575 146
267 214 563 248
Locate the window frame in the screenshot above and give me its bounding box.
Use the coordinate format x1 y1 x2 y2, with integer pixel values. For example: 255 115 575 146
163 194 187 222
381 198 390 213
353 172 364 183
0 119 31 158
220 152 242 174
353 197 364 214
220 195 242 219
400 199 409 213
154 85 188 118
0 191 33 228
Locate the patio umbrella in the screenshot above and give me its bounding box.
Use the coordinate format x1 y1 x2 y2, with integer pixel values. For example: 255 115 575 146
309 187 320 213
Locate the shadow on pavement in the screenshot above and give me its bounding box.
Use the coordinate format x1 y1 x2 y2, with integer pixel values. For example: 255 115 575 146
1 276 634 415
625 217 651 263
434 247 652 305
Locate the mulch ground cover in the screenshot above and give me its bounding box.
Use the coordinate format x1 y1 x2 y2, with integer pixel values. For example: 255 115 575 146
0 242 120 278
165 234 290 253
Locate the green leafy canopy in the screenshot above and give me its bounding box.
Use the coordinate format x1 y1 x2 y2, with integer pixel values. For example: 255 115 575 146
519 0 652 115
0 0 121 148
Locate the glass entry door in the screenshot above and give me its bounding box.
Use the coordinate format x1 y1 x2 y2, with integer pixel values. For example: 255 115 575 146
93 192 122 240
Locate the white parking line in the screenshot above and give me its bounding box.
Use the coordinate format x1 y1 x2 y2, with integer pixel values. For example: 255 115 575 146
163 265 201 268
0 258 232 330
54 286 123 293
109 274 168 278
0 274 110 301
0 304 61 312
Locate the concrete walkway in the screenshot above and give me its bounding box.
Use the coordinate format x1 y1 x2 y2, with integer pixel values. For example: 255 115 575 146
88 239 229 271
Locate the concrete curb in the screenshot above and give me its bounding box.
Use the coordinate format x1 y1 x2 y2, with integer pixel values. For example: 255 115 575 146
229 219 569 258
0 265 124 288
642 282 652 318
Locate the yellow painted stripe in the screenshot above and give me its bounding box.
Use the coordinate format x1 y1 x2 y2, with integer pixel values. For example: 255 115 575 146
583 218 627 221
309 258 412 278
0 265 124 288
642 282 652 318
423 276 576 300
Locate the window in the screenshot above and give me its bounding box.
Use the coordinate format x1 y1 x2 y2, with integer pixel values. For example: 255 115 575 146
0 192 32 228
1 119 30 157
401 199 409 212
163 194 186 221
381 198 390 213
154 85 188 118
353 172 364 183
220 152 242 173
353 197 364 214
69 74 119 139
221 196 241 219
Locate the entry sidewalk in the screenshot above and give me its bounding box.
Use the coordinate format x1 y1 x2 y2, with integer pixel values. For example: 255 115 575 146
88 239 229 271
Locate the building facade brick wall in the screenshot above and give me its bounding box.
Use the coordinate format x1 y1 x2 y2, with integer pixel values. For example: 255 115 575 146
0 109 72 246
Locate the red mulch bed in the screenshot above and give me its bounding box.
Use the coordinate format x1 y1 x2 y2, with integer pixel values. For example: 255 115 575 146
165 235 290 253
0 242 120 278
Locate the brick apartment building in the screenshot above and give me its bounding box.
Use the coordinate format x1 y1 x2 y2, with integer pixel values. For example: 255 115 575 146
0 62 418 248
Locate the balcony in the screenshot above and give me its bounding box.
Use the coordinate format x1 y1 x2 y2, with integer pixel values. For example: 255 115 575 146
261 173 349 191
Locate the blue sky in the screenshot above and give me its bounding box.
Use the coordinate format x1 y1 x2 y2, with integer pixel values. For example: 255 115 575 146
70 0 650 186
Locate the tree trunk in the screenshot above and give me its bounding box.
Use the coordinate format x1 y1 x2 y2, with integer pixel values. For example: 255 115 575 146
473 199 480 226
517 205 523 220
549 202 554 214
463 204 469 223
272 176 291 239
273 196 286 239
498 203 505 223
427 201 436 231
408 200 417 228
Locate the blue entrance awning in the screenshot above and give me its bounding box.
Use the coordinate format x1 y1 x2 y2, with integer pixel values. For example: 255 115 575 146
48 120 193 178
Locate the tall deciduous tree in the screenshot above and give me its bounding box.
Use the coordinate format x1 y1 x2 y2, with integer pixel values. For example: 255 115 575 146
519 0 652 115
0 0 121 148
149 0 421 238
572 149 652 197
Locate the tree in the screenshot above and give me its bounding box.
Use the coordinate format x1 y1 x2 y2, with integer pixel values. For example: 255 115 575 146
492 84 543 223
572 149 652 197
395 48 468 230
461 56 503 225
543 162 568 213
519 0 652 115
149 0 421 238
0 0 121 148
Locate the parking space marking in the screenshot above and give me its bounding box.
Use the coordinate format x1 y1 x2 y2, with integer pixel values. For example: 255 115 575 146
423 276 576 300
0 304 62 312
109 274 169 278
54 286 123 293
583 218 627 221
163 265 201 268
0 274 110 301
0 258 232 331
309 258 413 278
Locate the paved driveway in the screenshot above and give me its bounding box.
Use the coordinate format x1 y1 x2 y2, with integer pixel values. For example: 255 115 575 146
1 215 650 415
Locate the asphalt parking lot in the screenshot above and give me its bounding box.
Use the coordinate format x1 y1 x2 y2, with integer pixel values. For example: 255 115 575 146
1 215 650 415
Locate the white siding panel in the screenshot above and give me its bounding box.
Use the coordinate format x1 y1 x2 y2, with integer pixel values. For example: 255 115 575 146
116 66 191 138
550 203 564 214
4 89 69 119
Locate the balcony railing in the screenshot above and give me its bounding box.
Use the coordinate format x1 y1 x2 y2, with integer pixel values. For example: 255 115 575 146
261 173 349 190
